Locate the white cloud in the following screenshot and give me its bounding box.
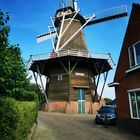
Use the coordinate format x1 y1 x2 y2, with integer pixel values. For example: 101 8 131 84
27 70 46 91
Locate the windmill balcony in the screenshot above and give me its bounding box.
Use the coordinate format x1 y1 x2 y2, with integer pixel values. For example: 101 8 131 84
27 49 115 70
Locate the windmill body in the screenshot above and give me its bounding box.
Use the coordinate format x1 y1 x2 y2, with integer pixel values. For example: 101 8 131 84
54 7 88 51
29 1 127 114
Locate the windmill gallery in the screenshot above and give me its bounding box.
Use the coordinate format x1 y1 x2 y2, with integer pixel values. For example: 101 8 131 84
28 0 127 114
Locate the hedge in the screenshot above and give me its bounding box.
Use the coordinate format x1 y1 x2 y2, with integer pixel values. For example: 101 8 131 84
11 89 39 102
0 97 38 140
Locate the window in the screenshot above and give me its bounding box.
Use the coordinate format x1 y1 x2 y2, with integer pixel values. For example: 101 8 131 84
128 41 140 68
75 72 84 76
129 90 140 119
57 74 63 80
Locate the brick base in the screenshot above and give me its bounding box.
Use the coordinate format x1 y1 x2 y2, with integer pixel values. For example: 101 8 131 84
42 100 105 114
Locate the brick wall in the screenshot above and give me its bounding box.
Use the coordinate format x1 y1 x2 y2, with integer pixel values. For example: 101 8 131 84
114 3 140 134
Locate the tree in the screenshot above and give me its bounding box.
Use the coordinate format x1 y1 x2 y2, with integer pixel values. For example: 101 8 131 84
0 9 28 97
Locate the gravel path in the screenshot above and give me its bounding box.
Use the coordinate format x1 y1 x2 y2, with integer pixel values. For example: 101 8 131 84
32 111 140 140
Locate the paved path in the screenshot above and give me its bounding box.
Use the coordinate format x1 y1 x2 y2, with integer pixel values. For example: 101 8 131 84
32 111 139 140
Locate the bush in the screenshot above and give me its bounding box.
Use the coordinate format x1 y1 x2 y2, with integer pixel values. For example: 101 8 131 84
0 98 18 140
0 97 38 140
13 89 38 102
11 90 39 109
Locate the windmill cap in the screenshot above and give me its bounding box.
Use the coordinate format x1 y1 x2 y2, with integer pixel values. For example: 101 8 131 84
54 7 86 27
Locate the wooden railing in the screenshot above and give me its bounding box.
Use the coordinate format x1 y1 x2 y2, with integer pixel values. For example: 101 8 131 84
27 49 115 69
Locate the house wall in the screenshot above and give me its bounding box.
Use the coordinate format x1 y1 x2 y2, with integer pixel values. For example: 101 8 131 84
114 3 140 134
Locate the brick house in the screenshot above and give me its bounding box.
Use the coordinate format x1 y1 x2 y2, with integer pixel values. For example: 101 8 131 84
108 3 140 134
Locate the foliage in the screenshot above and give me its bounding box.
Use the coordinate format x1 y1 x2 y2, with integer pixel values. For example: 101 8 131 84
0 9 9 48
13 90 39 109
0 9 28 97
26 83 44 102
26 83 40 94
0 97 38 140
104 98 112 105
0 10 39 140
12 89 38 101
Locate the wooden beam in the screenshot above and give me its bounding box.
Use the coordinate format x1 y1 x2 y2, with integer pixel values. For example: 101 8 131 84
70 60 78 74
36 65 48 103
99 71 109 102
59 60 69 73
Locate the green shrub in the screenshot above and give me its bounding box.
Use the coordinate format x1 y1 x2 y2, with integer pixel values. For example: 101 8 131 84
0 98 18 140
0 97 38 140
15 101 37 139
11 89 38 101
12 90 39 109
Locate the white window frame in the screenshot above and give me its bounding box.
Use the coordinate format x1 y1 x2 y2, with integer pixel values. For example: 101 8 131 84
75 72 84 76
128 41 140 68
128 88 140 120
57 74 63 80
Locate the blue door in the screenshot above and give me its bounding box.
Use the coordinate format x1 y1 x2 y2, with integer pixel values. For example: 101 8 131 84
78 89 85 114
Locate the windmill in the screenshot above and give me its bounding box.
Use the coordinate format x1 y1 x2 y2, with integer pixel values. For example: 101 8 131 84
29 0 127 114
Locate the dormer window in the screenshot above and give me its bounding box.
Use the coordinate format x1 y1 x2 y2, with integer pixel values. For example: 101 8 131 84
128 41 140 68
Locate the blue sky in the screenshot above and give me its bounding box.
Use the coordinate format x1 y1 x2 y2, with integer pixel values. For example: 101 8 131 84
1 0 140 99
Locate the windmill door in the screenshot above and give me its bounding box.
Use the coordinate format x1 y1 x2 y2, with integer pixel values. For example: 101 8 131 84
78 89 85 114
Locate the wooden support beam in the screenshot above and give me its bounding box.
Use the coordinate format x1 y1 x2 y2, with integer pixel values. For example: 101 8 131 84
68 58 71 101
33 72 48 102
70 60 78 74
99 71 109 102
36 65 48 103
93 65 103 102
40 64 45 74
68 59 71 73
59 60 69 73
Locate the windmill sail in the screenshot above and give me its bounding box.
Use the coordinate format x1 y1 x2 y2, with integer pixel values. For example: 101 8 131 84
58 0 66 8
66 0 78 10
85 5 127 26
37 31 56 43
66 0 73 7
